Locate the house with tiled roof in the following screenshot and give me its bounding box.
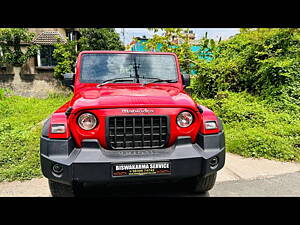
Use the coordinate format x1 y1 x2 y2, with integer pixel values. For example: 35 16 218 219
27 28 80 74
0 28 80 97
0 28 80 75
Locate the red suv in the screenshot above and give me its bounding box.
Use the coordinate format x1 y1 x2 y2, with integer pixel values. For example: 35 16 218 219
40 51 225 197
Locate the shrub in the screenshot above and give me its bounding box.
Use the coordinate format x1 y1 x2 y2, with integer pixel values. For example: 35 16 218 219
192 28 300 106
195 91 300 162
52 38 78 79
225 125 300 161
191 29 300 162
195 91 271 124
0 28 40 67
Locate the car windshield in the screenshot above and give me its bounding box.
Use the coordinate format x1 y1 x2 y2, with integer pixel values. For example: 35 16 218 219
80 53 178 83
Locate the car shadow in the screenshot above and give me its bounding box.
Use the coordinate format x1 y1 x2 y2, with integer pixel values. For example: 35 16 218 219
77 181 210 197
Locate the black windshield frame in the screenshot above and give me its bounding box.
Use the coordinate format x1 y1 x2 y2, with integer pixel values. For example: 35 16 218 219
79 53 179 84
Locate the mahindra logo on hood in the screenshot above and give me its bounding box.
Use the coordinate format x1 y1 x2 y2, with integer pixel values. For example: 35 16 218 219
121 109 155 114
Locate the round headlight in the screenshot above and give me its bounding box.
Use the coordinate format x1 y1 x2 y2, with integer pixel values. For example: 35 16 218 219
78 113 98 130
177 111 193 128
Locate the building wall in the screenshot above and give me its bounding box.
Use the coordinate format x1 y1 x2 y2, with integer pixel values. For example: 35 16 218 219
0 28 70 98
0 70 69 98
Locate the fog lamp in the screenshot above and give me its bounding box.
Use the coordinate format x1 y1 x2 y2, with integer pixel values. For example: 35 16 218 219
209 157 219 170
52 164 63 174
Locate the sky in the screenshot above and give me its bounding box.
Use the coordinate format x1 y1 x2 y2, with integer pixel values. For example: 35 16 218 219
115 28 240 45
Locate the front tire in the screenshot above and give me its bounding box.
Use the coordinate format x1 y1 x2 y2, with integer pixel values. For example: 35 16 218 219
48 180 82 197
185 172 217 193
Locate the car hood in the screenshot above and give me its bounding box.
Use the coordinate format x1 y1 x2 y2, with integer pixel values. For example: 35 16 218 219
69 85 197 113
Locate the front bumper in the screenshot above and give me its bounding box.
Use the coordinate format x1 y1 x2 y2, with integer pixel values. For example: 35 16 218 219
40 132 225 185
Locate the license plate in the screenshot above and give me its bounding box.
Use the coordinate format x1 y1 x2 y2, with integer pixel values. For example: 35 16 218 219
112 161 171 177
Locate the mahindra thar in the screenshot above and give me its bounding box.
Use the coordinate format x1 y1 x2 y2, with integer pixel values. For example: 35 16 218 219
40 51 225 197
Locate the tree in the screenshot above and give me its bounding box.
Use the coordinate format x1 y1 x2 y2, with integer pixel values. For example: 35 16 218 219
52 28 125 78
0 28 39 67
143 28 197 74
52 38 78 79
143 28 216 74
78 28 125 51
192 28 300 108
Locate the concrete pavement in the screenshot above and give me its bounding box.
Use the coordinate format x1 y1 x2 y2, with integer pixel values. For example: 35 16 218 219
210 171 300 197
216 153 300 182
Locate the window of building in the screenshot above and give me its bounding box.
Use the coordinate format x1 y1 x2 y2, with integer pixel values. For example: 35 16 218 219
37 45 56 67
66 30 81 41
67 31 74 41
0 47 4 68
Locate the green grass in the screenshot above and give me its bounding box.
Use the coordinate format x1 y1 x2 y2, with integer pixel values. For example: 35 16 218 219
0 90 71 182
194 91 300 162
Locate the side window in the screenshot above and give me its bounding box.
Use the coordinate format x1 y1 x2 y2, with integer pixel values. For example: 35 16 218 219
37 45 56 67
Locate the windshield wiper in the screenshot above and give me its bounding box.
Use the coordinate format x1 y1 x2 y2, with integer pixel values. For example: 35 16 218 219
97 77 136 87
143 78 177 85
132 56 141 83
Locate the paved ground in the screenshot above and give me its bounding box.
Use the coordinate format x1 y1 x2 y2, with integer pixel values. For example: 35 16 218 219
210 171 300 197
1 153 300 197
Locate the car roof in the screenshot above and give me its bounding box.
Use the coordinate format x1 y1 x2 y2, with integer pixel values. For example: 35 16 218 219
78 50 177 57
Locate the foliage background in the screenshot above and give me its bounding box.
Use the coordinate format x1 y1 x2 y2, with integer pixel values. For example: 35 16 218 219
145 28 300 161
193 28 300 161
0 28 40 67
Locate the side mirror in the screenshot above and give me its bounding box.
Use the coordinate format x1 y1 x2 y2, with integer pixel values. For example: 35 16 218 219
63 73 75 91
181 73 190 87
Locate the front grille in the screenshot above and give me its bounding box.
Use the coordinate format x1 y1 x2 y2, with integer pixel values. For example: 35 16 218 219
107 116 168 150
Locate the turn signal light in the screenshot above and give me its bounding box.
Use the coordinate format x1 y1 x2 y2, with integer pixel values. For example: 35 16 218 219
204 121 217 130
51 124 66 134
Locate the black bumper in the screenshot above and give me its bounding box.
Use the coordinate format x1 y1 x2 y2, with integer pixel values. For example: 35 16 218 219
40 132 225 185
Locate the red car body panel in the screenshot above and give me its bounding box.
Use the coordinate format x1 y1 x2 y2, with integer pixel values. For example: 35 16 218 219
69 85 198 113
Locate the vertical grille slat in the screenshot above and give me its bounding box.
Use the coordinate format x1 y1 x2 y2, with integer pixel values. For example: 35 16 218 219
159 117 162 146
123 118 126 148
132 117 135 148
108 116 168 150
114 118 117 147
142 117 145 148
150 117 153 147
